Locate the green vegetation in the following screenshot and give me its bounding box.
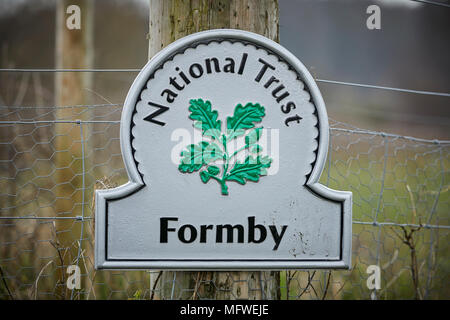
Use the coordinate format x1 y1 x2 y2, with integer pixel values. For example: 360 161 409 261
0 122 448 299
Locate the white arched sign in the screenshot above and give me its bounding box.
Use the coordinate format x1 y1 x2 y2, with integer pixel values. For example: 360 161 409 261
95 30 352 270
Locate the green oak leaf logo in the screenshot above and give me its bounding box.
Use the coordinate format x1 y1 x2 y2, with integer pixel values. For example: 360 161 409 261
178 98 272 195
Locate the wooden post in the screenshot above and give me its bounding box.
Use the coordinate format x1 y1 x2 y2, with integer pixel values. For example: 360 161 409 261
148 0 279 300
54 0 93 299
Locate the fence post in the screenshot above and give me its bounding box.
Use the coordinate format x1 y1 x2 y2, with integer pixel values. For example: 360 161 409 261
54 0 93 299
147 0 280 300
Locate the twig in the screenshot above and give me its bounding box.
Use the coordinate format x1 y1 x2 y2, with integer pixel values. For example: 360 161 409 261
33 260 53 300
0 266 14 300
382 249 399 270
150 271 163 300
191 271 202 300
380 269 407 294
298 271 316 298
85 269 97 301
322 271 332 300
286 271 290 300
77 241 96 300
285 271 298 300
391 224 423 299
333 279 347 298
50 228 68 300
310 275 319 298
406 185 417 225
84 87 114 105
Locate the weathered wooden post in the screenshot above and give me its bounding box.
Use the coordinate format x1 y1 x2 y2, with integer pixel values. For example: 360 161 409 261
94 0 351 302
54 0 93 299
147 0 279 300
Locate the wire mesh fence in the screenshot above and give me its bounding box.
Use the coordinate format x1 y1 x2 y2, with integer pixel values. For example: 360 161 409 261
0 103 448 300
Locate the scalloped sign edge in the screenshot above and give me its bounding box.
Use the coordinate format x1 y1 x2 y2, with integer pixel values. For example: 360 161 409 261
95 29 352 270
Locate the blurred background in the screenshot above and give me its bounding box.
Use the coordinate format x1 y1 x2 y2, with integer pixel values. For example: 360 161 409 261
0 0 448 138
0 0 448 300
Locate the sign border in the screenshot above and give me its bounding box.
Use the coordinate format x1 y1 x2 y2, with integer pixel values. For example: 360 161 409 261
95 29 352 270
